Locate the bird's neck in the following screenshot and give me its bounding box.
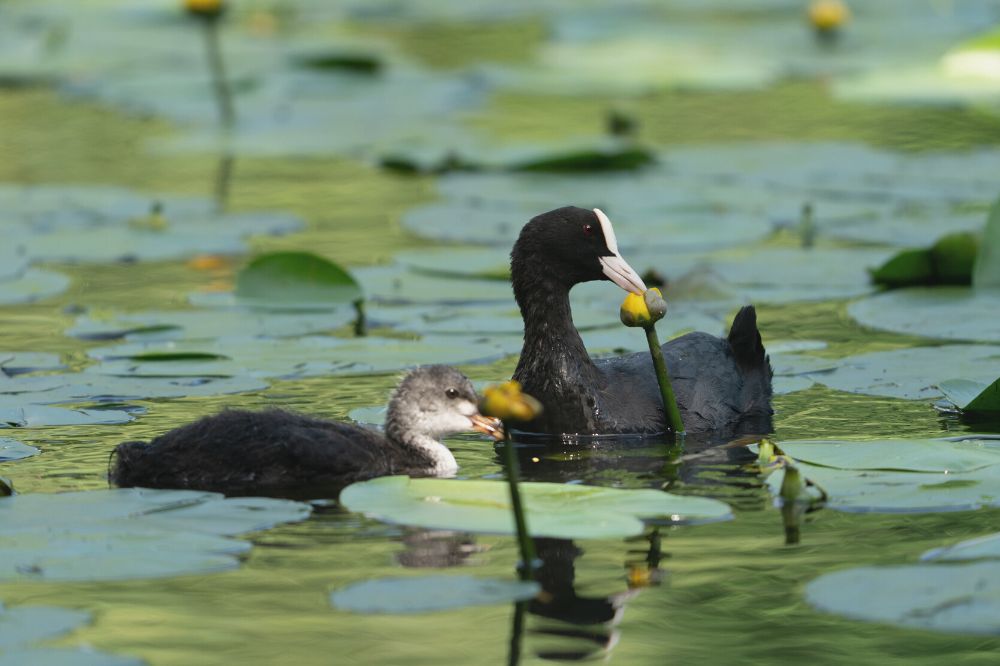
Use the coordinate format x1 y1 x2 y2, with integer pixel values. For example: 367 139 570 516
511 265 598 385
386 421 458 476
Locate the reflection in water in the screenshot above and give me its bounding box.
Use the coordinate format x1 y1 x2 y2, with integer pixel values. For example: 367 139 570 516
215 152 235 212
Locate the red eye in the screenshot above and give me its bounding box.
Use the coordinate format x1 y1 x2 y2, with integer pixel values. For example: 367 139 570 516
582 224 595 237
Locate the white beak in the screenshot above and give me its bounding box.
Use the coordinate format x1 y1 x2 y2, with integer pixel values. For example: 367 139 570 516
595 208 647 295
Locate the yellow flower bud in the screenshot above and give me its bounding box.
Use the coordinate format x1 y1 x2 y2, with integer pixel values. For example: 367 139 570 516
620 287 666 327
184 0 226 19
808 0 850 33
480 380 543 424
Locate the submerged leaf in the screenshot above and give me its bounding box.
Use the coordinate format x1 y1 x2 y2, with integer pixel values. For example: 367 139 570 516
331 575 539 614
0 604 90 649
341 476 731 539
0 438 39 462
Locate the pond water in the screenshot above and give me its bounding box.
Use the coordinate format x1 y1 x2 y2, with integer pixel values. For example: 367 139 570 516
2 3 1000 664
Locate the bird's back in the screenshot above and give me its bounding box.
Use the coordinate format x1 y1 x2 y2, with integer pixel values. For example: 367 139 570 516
112 409 423 495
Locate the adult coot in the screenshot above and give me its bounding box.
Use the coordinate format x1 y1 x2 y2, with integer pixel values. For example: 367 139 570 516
111 365 501 494
510 206 773 437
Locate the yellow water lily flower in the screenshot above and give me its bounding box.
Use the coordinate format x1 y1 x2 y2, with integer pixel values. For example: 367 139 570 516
480 380 543 424
619 287 666 327
808 0 850 33
184 0 226 18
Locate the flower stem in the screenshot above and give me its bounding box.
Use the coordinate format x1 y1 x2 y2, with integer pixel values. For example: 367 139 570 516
502 427 536 580
201 17 235 128
644 324 685 435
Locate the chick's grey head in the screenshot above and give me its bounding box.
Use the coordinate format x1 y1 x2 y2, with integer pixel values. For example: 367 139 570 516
386 365 500 442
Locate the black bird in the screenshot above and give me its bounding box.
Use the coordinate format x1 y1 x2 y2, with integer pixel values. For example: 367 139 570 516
111 365 501 495
510 206 773 438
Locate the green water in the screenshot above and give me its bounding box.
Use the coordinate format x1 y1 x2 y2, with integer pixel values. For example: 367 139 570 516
3 20 1000 665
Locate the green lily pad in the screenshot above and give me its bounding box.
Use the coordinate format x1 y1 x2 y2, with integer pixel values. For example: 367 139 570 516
973 194 1000 289
849 288 1000 343
394 247 511 281
0 648 145 666
938 378 1000 413
331 575 540 614
0 603 90 649
0 488 310 581
871 232 980 288
0 402 133 428
68 307 356 342
923 530 1000 562
341 475 732 539
351 265 516 304
762 438 1000 513
0 246 28 281
235 252 362 309
0 373 268 404
86 335 507 379
805 561 1000 635
0 438 39 462
812 345 1000 400
0 269 70 305
0 352 64 375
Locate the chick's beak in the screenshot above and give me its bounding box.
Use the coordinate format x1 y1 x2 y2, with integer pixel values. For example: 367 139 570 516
469 413 504 440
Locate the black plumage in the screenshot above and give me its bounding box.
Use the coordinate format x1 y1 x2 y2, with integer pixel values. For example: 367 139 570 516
510 206 773 437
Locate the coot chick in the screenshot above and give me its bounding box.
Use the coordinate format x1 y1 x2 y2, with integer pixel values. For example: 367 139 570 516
511 206 772 437
111 365 501 495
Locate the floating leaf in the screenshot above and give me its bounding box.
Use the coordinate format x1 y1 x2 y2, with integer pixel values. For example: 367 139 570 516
235 252 362 309
849 288 1000 343
871 232 979 288
341 476 731 539
0 352 64 375
812 345 1000 400
0 603 90 649
923 530 1000 562
938 378 1000 413
68 307 355 342
0 438 39 462
0 269 70 305
805 561 1000 635
331 575 539 614
0 488 310 581
762 438 1000 513
0 402 133 428
973 194 1000 289
0 373 268 404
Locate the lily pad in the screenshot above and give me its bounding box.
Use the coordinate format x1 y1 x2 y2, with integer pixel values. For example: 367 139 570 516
68 307 356 342
805 561 1000 635
763 438 1000 513
349 264 516 304
870 232 980 288
340 475 732 539
0 402 133 428
0 488 310 581
973 194 1000 289
0 603 90 649
235 252 362 309
811 345 1000 400
923 530 1000 562
0 269 70 305
0 438 39 462
331 575 540 614
0 352 64 375
849 288 1000 343
0 373 268 404
938 378 1000 413
86 335 507 379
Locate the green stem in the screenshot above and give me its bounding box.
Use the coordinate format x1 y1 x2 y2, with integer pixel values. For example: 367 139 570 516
507 600 527 666
644 324 685 435
202 17 235 128
502 427 536 580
